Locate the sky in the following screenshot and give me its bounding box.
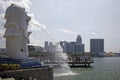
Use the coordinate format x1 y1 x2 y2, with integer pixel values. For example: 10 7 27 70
0 0 120 52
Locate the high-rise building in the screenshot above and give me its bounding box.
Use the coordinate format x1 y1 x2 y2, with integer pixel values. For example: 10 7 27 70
48 42 54 52
76 35 82 44
60 41 71 52
74 43 84 53
75 35 84 53
70 42 76 53
44 41 56 53
60 35 85 53
90 39 104 56
44 41 49 52
45 35 85 53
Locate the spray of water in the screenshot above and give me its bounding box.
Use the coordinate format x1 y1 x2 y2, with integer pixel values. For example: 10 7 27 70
30 21 75 76
30 17 76 77
30 21 55 42
53 43 75 77
0 0 75 77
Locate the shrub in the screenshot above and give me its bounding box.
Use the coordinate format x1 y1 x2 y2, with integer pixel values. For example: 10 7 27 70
0 63 21 71
0 63 9 71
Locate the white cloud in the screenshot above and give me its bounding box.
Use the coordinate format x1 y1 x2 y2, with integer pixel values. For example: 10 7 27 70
0 0 31 12
60 28 79 35
91 32 104 35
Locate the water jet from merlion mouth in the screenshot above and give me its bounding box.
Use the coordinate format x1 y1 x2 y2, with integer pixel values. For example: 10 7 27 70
30 21 74 76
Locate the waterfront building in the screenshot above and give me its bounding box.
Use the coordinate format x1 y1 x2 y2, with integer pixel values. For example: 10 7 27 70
76 35 82 44
60 41 71 52
90 39 104 56
48 42 55 53
45 35 85 53
44 41 49 52
74 43 84 53
70 42 76 53
28 44 44 53
75 35 84 53
60 35 85 53
44 41 56 53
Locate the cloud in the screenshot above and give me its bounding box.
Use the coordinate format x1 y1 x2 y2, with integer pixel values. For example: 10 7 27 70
60 28 79 35
0 0 31 12
0 0 32 30
91 32 104 35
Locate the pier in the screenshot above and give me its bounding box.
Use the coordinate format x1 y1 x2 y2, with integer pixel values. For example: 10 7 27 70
44 61 94 67
44 56 94 67
68 56 94 67
68 61 94 67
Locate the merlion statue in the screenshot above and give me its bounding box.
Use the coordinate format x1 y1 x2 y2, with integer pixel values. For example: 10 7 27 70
4 4 31 59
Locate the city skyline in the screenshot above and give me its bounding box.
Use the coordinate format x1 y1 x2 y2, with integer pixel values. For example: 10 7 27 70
60 35 85 53
0 0 120 53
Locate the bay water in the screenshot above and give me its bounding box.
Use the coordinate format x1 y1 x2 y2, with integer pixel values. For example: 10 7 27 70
54 57 120 80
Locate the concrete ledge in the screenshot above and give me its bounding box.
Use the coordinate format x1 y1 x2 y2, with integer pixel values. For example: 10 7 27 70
0 77 15 80
0 67 53 80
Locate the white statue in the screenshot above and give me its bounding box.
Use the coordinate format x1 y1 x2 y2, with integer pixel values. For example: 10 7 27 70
4 4 31 59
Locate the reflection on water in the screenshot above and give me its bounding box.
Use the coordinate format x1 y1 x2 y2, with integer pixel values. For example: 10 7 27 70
54 57 120 80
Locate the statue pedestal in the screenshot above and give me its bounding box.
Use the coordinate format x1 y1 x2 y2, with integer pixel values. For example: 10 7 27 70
0 58 42 68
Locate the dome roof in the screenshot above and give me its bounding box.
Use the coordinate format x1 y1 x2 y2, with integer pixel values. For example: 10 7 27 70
76 35 82 43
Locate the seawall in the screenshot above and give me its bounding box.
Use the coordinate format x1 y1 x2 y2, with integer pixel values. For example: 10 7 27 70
0 66 53 80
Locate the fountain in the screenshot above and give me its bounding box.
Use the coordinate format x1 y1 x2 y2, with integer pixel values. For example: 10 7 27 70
53 43 74 77
0 1 75 79
0 3 53 80
30 22 74 76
